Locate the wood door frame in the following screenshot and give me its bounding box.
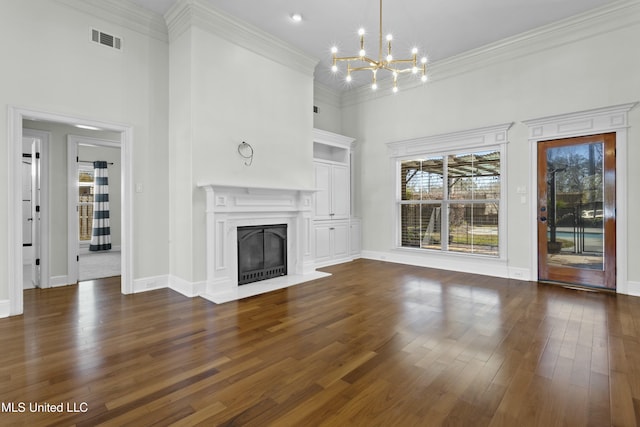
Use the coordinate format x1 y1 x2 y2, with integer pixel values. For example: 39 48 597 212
537 133 616 289
523 103 636 295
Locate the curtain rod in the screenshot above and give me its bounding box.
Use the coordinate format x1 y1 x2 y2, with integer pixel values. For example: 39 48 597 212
78 160 114 165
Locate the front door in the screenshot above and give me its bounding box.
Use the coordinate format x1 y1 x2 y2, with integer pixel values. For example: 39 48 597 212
537 133 616 289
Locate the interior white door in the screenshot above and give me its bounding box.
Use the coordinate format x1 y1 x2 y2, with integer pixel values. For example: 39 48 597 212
30 138 41 288
22 136 41 289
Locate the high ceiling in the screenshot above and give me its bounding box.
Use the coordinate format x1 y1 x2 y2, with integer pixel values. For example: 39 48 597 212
129 0 618 91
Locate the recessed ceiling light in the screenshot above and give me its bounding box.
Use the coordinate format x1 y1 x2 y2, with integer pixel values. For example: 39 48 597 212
290 13 302 23
75 124 101 130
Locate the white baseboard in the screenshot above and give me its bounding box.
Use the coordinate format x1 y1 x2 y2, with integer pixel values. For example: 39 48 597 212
50 275 71 288
361 249 513 279
625 281 640 297
169 275 206 298
0 300 10 318
508 267 532 281
315 256 356 269
132 275 169 293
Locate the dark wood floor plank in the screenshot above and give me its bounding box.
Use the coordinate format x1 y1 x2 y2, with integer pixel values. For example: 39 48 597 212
2 259 640 425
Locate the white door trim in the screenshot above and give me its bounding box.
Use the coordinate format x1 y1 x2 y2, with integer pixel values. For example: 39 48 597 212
67 135 121 284
8 106 134 316
522 102 637 294
22 129 50 289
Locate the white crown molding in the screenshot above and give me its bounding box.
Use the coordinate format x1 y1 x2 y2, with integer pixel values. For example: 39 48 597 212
166 0 318 77
387 122 513 157
312 128 355 149
55 0 168 42
313 82 342 109
342 0 640 107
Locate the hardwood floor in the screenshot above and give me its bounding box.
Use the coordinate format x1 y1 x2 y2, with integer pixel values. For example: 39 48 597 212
1 259 640 426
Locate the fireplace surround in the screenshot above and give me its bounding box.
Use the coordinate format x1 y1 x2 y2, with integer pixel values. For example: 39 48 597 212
198 183 329 303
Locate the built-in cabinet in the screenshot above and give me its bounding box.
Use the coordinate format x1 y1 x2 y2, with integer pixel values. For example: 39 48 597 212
314 162 349 220
312 128 360 267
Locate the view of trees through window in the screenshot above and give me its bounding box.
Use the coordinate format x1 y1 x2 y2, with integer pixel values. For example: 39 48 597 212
79 168 94 241
399 150 500 256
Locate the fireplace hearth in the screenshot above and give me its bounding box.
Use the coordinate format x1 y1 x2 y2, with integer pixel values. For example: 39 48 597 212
237 224 287 285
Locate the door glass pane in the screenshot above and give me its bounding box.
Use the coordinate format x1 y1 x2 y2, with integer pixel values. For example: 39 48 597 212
546 142 604 270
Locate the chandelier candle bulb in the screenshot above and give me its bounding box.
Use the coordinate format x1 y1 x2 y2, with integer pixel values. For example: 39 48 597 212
329 0 428 92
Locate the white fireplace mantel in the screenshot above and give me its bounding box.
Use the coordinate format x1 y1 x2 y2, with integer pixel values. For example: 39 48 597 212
197 183 329 303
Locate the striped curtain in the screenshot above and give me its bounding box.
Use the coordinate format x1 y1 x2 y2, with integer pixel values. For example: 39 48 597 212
89 161 111 251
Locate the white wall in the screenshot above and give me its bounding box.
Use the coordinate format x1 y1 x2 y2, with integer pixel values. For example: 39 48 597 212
342 3 640 285
0 0 170 302
167 1 317 284
313 83 343 134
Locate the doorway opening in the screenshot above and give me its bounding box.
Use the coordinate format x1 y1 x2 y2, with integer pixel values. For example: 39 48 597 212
8 106 133 316
68 135 122 283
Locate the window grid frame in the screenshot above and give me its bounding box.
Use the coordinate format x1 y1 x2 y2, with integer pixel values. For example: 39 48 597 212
397 148 502 257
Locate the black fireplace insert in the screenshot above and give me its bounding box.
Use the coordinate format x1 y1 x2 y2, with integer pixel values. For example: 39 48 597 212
237 224 287 285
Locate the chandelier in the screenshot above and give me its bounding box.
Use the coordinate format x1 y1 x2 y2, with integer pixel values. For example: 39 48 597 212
331 0 428 93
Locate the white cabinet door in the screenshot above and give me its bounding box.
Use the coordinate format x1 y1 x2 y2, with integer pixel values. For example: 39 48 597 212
331 165 349 219
314 163 331 219
314 221 350 266
314 224 332 264
332 222 350 259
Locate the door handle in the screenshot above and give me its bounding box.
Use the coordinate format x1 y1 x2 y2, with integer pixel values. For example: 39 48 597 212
540 216 547 222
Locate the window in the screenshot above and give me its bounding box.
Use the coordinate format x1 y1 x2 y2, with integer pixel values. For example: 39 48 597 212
389 123 511 258
400 151 500 255
78 166 94 242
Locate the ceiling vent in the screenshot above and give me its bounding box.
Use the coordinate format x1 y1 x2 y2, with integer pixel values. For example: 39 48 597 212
91 29 121 50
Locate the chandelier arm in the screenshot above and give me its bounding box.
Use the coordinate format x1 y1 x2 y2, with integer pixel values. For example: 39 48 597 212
350 66 379 72
334 56 367 62
389 68 416 74
387 59 417 65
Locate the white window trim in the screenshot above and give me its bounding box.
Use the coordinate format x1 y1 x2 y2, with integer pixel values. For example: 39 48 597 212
387 123 513 261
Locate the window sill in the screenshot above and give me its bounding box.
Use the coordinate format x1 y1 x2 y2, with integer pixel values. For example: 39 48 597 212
394 246 502 260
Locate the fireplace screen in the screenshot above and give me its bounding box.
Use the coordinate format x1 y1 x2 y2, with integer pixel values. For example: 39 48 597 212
237 224 287 285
